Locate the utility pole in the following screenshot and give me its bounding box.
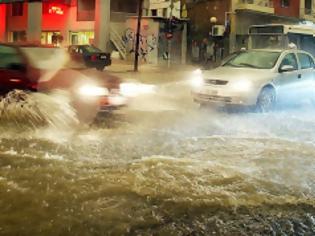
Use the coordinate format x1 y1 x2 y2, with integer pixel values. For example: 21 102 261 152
134 0 144 72
168 0 174 68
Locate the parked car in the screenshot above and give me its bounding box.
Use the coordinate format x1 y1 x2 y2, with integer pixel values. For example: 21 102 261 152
68 44 111 71
0 43 130 121
191 48 315 112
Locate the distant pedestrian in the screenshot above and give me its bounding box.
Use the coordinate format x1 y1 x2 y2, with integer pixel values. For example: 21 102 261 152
200 38 208 63
191 40 200 63
205 41 214 65
213 42 218 62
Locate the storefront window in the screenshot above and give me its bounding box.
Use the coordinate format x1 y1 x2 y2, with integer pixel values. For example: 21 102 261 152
41 32 62 46
69 31 94 45
8 31 26 42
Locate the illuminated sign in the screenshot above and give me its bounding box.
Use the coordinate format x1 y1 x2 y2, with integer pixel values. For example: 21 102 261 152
48 5 64 15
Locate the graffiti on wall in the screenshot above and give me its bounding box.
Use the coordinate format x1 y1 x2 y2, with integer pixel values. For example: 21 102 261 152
122 27 158 62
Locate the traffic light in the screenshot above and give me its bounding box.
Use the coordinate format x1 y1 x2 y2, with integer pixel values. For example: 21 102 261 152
164 17 181 40
165 32 173 40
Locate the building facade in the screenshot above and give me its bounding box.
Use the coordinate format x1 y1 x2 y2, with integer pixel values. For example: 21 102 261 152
0 0 188 64
0 0 137 51
187 0 312 59
125 0 188 64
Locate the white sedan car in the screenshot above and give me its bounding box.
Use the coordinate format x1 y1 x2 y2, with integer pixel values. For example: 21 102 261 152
192 49 315 111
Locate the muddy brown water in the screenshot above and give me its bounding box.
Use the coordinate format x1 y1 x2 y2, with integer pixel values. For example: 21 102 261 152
0 90 315 235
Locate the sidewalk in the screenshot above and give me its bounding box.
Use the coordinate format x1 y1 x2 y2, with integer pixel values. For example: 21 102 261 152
107 59 199 84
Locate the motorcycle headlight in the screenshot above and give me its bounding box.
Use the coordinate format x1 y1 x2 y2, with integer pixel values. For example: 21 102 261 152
231 80 252 92
78 85 109 96
120 82 155 97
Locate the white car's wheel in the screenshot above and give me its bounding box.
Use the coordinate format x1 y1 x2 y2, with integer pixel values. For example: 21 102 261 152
256 87 276 112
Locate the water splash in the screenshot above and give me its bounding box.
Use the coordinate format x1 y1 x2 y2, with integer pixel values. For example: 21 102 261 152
0 90 79 131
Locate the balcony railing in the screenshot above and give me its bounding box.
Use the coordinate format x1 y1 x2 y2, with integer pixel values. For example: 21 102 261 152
236 0 274 14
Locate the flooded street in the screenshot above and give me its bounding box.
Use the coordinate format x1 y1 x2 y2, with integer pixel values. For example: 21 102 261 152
1 82 315 235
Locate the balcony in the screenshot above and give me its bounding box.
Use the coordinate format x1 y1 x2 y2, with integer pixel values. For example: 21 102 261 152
143 0 170 10
236 0 274 14
143 0 181 18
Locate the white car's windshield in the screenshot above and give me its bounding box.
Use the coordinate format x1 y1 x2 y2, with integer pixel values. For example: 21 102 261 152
224 51 281 69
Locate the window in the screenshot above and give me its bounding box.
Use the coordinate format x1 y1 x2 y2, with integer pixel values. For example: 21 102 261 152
81 45 101 53
0 45 23 69
11 31 26 43
298 53 314 69
78 0 95 11
12 2 23 16
163 8 168 17
151 9 157 16
41 32 61 45
305 0 312 14
110 0 137 13
77 0 95 21
281 0 290 7
280 53 298 70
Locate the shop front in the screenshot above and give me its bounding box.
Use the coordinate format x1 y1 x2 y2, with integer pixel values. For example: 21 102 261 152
69 31 94 45
41 31 62 45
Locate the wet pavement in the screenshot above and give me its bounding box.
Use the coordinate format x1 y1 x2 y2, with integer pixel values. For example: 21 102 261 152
0 77 315 235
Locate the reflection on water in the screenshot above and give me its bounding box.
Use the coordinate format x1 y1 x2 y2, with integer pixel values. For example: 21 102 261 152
0 86 315 235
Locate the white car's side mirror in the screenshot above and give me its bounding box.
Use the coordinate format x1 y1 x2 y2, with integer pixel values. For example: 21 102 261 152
279 65 295 73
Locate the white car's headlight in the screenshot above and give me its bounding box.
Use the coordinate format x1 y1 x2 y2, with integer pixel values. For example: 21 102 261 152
78 85 109 96
190 76 204 88
231 80 252 92
190 69 204 88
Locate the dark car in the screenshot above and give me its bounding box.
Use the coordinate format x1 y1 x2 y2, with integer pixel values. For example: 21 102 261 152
0 44 127 121
68 45 111 71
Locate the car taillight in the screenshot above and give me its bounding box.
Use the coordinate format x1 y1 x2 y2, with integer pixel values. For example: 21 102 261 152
28 82 38 91
91 55 97 61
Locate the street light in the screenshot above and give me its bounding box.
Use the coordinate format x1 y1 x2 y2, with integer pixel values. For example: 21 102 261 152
210 16 217 24
134 0 144 72
167 0 174 68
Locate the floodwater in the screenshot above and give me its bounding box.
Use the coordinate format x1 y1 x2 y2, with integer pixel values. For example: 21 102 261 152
0 83 315 236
